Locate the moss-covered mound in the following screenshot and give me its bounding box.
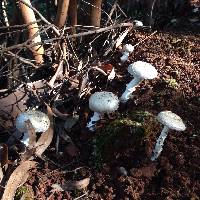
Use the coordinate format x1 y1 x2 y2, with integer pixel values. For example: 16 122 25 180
92 111 160 168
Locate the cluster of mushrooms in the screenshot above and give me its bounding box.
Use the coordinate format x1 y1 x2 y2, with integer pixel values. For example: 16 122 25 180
15 44 186 161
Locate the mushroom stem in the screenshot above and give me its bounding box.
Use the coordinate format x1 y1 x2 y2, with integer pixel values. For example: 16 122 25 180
120 52 129 63
87 112 101 130
151 126 170 161
120 76 142 102
21 132 29 146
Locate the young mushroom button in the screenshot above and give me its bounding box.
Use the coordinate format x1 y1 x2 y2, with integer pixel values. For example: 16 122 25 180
16 110 50 146
123 44 134 53
87 91 119 131
120 44 134 63
151 111 186 161
120 61 158 102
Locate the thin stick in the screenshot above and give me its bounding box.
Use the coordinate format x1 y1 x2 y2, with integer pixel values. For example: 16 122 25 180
116 2 127 18
6 51 38 68
105 1 117 26
133 30 157 48
74 192 88 200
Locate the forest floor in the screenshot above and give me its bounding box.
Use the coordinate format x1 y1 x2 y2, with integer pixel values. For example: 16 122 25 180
16 29 200 199
0 12 200 200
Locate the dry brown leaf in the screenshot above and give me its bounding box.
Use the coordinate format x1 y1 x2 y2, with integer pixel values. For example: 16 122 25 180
35 105 54 157
61 177 90 191
20 148 36 163
100 64 113 74
0 80 46 128
35 126 54 157
1 160 36 200
99 64 115 80
18 172 29 188
0 88 28 128
25 120 36 148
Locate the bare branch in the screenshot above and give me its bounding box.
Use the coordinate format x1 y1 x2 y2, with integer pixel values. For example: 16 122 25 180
2 22 134 52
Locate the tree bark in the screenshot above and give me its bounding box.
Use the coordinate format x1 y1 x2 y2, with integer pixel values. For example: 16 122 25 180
68 0 77 26
90 0 102 27
17 0 44 64
54 0 70 28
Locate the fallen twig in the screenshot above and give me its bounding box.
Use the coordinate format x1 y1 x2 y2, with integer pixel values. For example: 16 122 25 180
6 51 37 68
47 60 64 88
133 30 157 48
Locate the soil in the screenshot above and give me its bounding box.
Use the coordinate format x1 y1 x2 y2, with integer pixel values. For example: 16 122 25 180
1 8 200 200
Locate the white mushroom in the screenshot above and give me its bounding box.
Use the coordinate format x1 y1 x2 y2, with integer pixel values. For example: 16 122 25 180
123 44 134 53
120 44 134 63
151 111 186 161
87 91 119 131
16 110 50 146
120 61 158 102
133 20 143 27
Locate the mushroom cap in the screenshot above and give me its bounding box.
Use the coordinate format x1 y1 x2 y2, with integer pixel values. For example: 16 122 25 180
157 111 186 131
16 110 50 133
123 44 134 53
128 61 158 79
89 91 119 113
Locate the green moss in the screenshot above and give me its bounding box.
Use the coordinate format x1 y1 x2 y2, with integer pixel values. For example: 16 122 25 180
164 78 179 89
91 111 160 168
15 186 34 200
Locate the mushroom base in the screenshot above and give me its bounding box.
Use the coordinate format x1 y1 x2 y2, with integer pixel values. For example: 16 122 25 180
21 132 29 146
87 112 101 131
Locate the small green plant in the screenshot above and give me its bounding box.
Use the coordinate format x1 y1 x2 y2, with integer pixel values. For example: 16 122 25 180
165 78 179 89
15 185 34 200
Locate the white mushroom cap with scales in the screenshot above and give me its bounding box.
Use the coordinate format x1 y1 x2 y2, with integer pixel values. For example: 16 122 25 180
89 91 119 114
157 111 186 131
120 61 158 102
128 61 158 80
87 91 119 131
16 110 50 145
